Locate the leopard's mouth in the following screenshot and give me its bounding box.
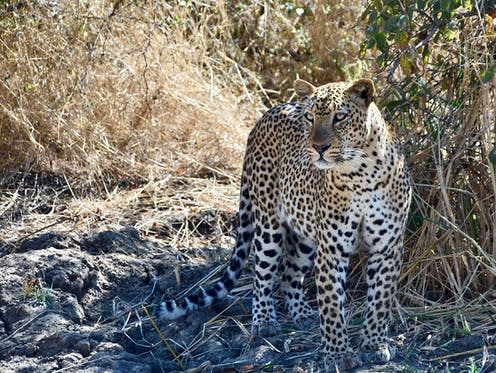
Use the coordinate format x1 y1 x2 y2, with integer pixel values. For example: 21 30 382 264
307 146 340 167
311 147 365 171
314 159 333 169
309 144 369 169
313 155 342 170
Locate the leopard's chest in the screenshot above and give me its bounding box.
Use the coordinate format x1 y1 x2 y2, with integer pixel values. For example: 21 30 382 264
277 159 367 244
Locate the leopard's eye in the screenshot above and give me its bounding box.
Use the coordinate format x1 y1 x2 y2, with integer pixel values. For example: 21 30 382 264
333 112 348 123
304 112 314 122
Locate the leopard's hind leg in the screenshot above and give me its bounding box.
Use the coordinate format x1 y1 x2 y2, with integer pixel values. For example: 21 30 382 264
280 224 317 329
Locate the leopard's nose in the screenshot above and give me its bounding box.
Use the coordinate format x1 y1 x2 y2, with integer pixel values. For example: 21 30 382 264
312 143 330 156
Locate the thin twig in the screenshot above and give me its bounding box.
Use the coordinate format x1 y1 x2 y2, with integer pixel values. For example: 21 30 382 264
142 305 185 370
429 345 496 362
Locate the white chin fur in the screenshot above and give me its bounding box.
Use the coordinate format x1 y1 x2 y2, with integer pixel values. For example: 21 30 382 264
314 159 338 170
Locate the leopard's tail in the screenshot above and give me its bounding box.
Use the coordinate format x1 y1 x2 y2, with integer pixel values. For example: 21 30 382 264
156 171 253 320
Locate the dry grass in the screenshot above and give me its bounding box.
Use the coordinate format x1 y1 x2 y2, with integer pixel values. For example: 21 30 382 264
0 0 263 262
0 1 263 190
0 0 367 246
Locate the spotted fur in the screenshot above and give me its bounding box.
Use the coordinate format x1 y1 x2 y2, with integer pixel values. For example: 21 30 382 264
158 79 411 371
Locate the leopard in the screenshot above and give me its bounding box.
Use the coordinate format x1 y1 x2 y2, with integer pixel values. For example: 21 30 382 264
157 78 411 372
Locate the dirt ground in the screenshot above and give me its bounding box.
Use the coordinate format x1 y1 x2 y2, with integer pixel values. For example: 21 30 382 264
1 180 495 373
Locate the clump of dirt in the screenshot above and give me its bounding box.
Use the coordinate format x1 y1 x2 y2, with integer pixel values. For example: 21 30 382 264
0 227 169 372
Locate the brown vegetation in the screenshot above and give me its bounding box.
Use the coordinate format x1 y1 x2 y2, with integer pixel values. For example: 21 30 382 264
0 1 259 189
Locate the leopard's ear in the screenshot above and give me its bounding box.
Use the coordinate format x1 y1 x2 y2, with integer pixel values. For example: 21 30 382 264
347 79 375 106
294 79 316 97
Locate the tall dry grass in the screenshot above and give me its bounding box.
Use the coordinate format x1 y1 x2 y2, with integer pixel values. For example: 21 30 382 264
0 1 261 191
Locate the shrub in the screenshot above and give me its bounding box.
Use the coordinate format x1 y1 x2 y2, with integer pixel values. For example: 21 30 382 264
362 0 496 303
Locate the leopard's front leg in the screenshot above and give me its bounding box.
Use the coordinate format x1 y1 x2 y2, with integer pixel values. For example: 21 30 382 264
316 250 362 372
357 160 411 363
359 243 403 363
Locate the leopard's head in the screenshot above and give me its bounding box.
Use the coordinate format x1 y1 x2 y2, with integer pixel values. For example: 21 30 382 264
295 79 377 171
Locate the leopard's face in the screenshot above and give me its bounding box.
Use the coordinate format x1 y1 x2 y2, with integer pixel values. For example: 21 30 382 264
296 80 375 171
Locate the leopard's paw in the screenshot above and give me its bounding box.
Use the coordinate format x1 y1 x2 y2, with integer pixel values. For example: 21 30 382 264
360 342 397 364
251 320 281 337
324 351 363 372
292 306 318 330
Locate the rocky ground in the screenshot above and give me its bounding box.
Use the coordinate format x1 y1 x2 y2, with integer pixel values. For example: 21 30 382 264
0 179 495 372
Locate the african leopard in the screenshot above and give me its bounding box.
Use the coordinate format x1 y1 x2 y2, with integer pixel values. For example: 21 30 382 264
158 79 411 371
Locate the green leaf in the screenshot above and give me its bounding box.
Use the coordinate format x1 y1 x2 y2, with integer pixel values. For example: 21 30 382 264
373 0 383 11
440 0 453 11
385 99 404 111
462 0 472 10
400 54 412 75
376 53 386 68
481 65 496 83
384 14 400 33
432 1 441 17
417 0 426 10
489 148 496 167
359 41 369 58
422 45 430 63
368 8 378 23
375 32 388 53
443 28 457 41
396 31 409 49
